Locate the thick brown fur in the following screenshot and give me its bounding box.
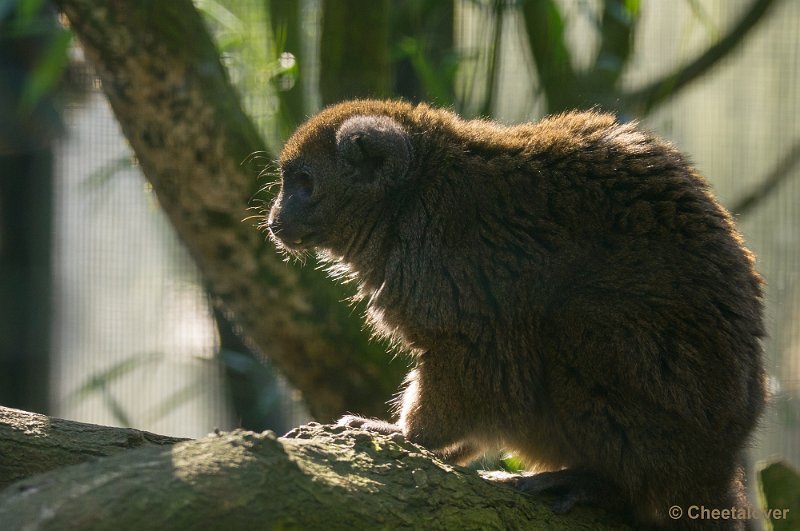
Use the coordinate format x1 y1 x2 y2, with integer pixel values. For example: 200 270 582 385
267 100 766 529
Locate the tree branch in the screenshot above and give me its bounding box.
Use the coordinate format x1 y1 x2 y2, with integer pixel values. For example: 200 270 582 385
0 406 186 490
0 407 630 530
624 0 777 115
730 138 800 217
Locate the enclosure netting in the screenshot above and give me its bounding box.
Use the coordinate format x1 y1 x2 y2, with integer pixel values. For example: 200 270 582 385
52 0 798 467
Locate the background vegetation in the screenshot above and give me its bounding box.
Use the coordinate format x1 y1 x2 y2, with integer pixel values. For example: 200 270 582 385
1 0 797 473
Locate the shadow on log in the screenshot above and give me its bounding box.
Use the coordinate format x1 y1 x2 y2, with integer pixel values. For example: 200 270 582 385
0 406 629 530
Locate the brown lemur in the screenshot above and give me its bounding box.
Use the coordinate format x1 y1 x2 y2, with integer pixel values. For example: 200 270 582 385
265 100 766 529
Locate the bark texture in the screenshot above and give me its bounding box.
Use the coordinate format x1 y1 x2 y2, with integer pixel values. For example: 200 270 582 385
0 406 186 491
0 407 630 530
53 0 405 422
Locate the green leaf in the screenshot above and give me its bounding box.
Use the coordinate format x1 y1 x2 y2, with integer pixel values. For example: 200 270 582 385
759 461 800 531
499 455 526 473
623 0 641 18
79 155 136 190
19 28 71 113
396 37 457 106
13 0 47 25
70 352 164 400
685 0 720 39
193 0 244 36
144 377 206 424
68 352 164 427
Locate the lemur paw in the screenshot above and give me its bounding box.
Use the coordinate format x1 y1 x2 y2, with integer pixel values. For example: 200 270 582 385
336 415 402 434
506 469 625 514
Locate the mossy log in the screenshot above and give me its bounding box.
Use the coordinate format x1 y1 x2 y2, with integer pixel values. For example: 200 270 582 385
0 406 629 530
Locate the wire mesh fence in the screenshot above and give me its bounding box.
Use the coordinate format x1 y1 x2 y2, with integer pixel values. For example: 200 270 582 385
48 0 798 464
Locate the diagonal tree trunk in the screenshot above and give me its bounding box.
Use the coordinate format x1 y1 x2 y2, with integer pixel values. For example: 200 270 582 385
53 0 405 422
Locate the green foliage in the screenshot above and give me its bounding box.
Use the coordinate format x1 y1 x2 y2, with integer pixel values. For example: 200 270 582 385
69 350 233 429
78 155 136 190
319 0 391 104
2 0 71 115
396 37 459 106
69 352 164 427
759 461 800 531
18 28 71 113
7 0 775 150
47 0 781 432
194 0 245 51
499 454 526 474
1 0 45 23
196 0 775 127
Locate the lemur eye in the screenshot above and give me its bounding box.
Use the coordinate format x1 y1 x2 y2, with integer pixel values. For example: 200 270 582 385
287 170 313 199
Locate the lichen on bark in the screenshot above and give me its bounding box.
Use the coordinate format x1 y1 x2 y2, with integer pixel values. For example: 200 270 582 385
0 407 630 530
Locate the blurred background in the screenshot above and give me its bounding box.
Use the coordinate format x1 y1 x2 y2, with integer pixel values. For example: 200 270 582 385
0 0 797 476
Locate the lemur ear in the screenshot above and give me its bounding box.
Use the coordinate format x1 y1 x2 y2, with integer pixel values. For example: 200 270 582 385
335 115 412 184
